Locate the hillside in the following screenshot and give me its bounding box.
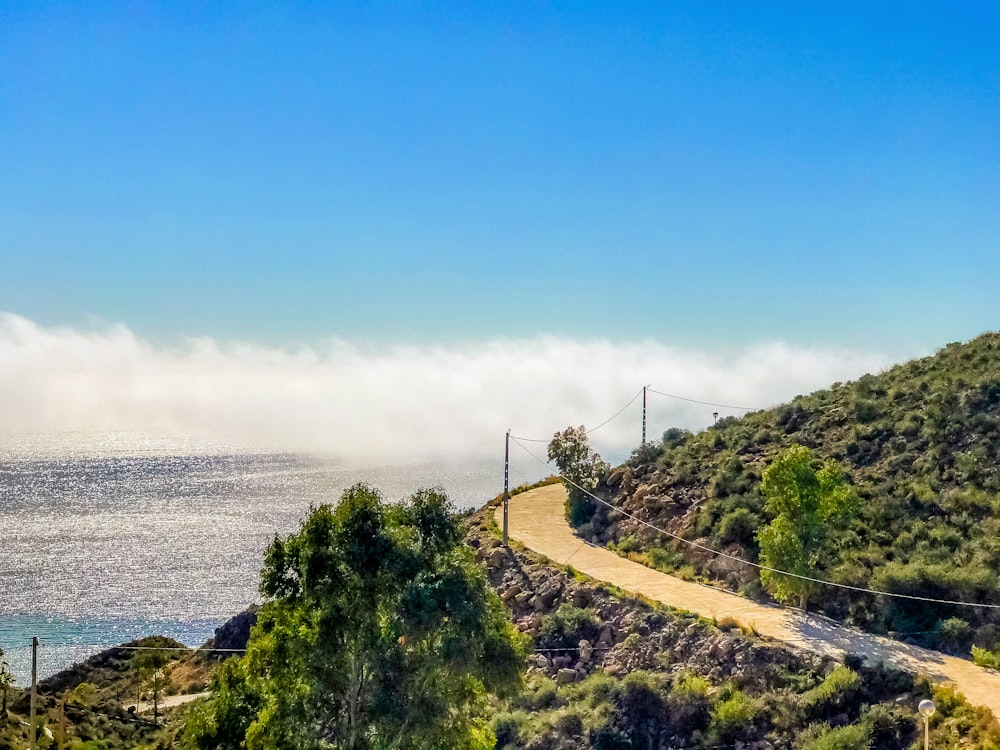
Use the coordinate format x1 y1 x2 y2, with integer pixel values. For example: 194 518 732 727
467 501 1000 750
582 333 1000 655
4 494 999 750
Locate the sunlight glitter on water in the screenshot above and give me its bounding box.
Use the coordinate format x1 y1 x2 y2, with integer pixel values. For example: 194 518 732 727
0 432 548 684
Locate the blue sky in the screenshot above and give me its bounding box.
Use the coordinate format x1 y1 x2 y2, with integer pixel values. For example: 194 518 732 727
2 1 998 350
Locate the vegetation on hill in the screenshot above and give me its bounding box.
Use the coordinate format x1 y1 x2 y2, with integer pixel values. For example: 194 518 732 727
573 333 1000 656
0 636 213 750
464 506 1000 750
184 484 526 750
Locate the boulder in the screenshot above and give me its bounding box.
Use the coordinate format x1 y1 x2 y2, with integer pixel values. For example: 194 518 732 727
556 668 578 685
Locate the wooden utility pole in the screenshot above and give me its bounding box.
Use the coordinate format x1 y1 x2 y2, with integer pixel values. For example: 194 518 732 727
642 385 648 444
502 430 510 547
58 698 65 750
29 636 37 750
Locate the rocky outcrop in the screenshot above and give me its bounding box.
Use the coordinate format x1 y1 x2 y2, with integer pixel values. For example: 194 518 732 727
466 510 831 692
204 605 259 652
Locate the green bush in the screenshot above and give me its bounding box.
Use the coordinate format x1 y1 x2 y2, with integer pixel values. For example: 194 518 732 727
971 645 1000 669
717 507 759 546
710 689 757 741
672 672 711 699
491 711 522 747
800 722 870 750
934 617 972 653
799 666 861 718
537 605 601 650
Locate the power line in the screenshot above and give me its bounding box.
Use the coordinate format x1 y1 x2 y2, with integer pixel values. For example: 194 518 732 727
511 388 644 444
645 387 758 412
36 644 247 653
509 436 1000 611
584 388 644 434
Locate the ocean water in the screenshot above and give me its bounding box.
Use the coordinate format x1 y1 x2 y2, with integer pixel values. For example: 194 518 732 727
0 436 547 685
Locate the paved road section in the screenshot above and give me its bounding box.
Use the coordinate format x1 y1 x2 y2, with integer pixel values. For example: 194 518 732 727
497 483 1000 717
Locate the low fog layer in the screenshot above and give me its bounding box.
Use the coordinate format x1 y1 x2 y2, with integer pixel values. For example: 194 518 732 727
0 312 897 463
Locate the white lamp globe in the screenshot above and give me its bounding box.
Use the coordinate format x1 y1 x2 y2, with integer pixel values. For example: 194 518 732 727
918 699 936 718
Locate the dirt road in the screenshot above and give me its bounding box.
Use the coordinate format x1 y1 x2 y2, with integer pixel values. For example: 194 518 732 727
497 483 1000 717
130 691 208 714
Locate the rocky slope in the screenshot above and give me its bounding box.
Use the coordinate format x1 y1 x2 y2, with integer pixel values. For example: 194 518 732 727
464 498 1000 749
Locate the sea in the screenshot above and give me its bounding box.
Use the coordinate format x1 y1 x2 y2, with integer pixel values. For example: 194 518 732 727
0 433 548 686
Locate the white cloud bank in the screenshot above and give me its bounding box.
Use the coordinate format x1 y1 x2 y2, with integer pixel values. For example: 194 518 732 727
0 312 901 463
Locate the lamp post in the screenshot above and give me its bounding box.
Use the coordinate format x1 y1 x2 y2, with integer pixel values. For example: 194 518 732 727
153 670 164 726
918 699 935 750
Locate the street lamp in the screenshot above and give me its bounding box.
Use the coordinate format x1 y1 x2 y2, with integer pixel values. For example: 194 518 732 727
918 699 935 750
153 670 165 726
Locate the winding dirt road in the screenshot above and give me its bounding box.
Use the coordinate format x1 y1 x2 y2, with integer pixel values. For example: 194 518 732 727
497 483 1000 717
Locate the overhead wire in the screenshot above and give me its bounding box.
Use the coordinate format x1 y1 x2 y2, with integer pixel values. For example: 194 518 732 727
510 387 644 443
509 435 1000 611
645 387 758 412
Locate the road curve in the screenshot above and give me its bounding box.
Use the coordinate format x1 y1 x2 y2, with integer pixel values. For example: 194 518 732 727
497 483 1000 718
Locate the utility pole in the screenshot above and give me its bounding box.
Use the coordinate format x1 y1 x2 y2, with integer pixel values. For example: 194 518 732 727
58 698 65 750
29 636 37 750
502 430 510 547
153 670 163 727
642 385 648 444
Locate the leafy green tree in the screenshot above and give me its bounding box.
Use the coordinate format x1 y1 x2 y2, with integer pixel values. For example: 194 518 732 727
184 484 526 750
548 426 610 525
0 648 12 718
756 445 858 610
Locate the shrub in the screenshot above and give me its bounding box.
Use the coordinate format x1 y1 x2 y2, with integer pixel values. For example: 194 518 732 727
799 665 861 718
662 427 691 447
553 709 584 737
717 507 759 546
800 722 871 750
491 711 522 747
615 535 640 554
710 689 758 741
673 672 711 699
647 545 681 570
934 617 972 653
537 605 600 650
971 645 1000 669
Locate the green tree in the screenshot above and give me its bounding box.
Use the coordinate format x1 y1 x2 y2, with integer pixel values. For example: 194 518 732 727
756 445 858 611
184 484 526 750
547 426 610 525
131 640 171 712
0 648 12 718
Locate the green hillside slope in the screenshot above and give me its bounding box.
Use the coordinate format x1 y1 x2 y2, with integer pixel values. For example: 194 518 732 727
588 333 1000 654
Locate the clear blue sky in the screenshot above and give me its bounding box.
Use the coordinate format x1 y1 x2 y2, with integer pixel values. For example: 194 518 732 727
2 1 997 350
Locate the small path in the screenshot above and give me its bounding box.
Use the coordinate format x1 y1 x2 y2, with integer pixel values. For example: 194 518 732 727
129 691 209 714
498 484 1000 718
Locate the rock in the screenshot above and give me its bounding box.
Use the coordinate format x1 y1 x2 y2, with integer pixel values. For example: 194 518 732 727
536 580 563 608
570 587 592 608
211 607 258 651
487 548 507 568
501 584 521 601
598 626 614 646
578 639 594 663
553 655 573 669
556 668 578 685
